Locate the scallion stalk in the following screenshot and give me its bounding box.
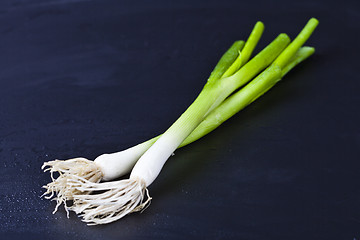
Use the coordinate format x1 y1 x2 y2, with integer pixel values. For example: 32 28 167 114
42 19 319 225
222 21 264 78
69 36 294 225
129 34 290 187
70 46 314 225
42 22 264 212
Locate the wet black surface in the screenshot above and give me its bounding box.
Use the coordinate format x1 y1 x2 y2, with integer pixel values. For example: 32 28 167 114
0 0 359 239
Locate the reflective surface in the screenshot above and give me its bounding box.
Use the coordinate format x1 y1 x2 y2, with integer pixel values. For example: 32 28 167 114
0 0 359 239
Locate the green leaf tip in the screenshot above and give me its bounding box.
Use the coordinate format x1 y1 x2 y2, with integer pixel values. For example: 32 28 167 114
207 40 245 84
277 33 291 43
273 18 319 69
254 21 265 30
221 21 265 78
308 17 319 26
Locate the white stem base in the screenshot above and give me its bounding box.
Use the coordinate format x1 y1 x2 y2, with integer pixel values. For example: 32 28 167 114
94 141 152 181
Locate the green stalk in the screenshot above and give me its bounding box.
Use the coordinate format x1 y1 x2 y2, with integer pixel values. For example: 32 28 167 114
273 18 318 68
205 33 290 114
100 20 317 184
222 21 265 78
131 34 290 186
178 33 290 140
167 33 289 139
181 65 282 145
129 41 245 148
281 46 315 76
133 34 290 150
180 46 315 142
135 47 315 149
207 40 245 84
138 19 317 150
132 23 267 149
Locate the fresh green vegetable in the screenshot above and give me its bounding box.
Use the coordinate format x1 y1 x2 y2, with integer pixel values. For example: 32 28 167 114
125 34 289 191
43 18 318 225
208 40 245 82
185 46 314 140
222 21 264 78
273 18 318 68
42 22 264 214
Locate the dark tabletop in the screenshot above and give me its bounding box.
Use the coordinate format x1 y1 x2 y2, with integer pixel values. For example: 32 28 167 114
0 0 359 239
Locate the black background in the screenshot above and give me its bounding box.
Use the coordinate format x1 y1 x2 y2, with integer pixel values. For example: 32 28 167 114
0 0 359 239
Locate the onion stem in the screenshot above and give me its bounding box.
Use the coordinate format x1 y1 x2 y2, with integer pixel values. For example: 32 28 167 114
130 34 290 186
41 19 319 225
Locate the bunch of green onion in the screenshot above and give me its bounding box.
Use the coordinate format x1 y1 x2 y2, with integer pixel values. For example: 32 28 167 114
42 18 319 225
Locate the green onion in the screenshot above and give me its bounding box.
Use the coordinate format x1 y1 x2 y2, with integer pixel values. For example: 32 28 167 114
42 22 263 213
42 19 318 225
92 34 289 189
222 21 264 78
273 18 318 68
127 34 289 189
208 40 245 82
